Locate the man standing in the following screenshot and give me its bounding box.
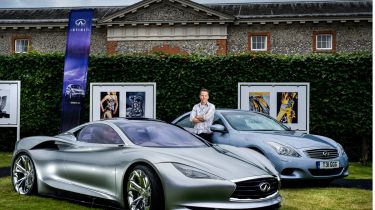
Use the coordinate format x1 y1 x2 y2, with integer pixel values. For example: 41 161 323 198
190 88 215 141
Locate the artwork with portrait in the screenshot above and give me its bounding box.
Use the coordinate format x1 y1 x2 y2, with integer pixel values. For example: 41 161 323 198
249 92 270 115
100 91 119 119
0 89 10 118
276 92 298 124
126 92 145 117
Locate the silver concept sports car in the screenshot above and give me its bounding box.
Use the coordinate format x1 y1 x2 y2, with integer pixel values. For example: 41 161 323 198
173 109 349 181
11 118 282 210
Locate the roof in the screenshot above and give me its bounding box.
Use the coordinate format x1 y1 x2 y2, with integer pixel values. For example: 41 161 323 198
0 0 371 24
208 0 372 19
0 0 369 9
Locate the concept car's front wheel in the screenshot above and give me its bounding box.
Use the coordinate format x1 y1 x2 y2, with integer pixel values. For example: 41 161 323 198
126 165 164 210
11 153 37 195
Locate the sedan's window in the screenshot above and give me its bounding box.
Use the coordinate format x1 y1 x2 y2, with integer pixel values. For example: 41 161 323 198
175 115 194 128
222 112 287 131
212 114 224 126
115 121 207 148
77 124 123 144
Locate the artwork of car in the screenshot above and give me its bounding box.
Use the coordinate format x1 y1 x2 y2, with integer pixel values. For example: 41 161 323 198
64 84 85 99
11 118 281 210
173 109 349 181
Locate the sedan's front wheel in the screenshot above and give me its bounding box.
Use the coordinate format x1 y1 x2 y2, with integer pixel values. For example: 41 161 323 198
126 165 164 210
12 153 37 195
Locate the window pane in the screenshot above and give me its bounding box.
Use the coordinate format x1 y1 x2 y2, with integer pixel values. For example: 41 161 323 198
316 34 332 50
15 39 29 53
252 41 257 50
252 35 267 50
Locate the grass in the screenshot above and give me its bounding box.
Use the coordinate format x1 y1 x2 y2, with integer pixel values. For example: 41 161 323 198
346 162 372 179
0 176 101 210
0 152 12 168
0 152 372 209
280 187 372 210
0 176 371 210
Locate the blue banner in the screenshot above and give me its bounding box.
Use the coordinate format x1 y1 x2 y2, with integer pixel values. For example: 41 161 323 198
60 9 93 132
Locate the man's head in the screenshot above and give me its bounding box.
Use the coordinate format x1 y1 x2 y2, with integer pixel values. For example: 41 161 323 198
199 88 209 104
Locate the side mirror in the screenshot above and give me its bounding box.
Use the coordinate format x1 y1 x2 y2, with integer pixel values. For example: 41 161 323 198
210 124 226 133
56 133 77 141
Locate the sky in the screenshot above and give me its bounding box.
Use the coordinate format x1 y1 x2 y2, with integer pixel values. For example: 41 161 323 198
0 0 351 9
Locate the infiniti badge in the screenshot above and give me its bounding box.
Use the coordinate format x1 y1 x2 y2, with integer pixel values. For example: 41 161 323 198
259 182 271 192
75 19 86 27
322 151 329 156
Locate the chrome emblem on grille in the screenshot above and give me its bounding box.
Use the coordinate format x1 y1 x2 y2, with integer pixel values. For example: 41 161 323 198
323 151 329 156
259 182 271 192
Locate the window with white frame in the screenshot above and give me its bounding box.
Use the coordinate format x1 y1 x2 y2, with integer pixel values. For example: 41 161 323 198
251 35 267 51
316 34 332 50
14 39 29 53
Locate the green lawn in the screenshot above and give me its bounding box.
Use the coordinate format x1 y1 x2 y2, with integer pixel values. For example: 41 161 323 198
0 152 12 168
280 187 372 210
346 162 372 179
0 177 101 210
0 152 372 209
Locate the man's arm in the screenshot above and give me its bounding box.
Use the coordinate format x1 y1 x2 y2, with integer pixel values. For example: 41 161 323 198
203 104 215 121
190 105 204 123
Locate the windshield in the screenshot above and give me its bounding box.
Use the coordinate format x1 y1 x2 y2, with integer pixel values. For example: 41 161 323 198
71 85 81 89
115 121 207 148
222 112 287 131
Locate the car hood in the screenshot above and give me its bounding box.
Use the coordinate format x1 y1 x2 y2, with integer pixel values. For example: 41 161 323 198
132 146 277 181
238 130 338 149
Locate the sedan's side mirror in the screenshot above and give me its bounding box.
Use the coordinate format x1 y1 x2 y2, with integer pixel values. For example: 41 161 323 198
210 124 226 133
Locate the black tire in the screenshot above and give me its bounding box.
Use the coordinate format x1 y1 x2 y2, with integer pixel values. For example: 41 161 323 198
125 165 164 210
11 153 37 195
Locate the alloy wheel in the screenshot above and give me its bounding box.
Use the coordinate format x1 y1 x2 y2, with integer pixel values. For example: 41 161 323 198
127 169 151 210
12 154 36 195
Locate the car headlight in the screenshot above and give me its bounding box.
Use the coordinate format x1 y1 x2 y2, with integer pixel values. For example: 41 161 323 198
337 143 346 156
172 163 223 180
266 141 301 157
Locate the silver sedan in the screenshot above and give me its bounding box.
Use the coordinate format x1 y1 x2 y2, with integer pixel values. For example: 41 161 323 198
173 109 349 181
12 118 281 210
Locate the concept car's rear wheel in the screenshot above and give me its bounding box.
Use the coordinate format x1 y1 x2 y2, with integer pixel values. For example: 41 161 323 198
12 153 37 195
126 165 164 210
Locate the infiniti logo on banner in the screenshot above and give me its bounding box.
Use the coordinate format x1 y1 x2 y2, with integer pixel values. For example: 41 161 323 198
75 19 86 27
71 18 90 32
259 182 271 192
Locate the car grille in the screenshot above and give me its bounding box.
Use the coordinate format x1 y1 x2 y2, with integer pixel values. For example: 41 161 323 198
230 177 278 200
304 149 338 159
309 167 344 176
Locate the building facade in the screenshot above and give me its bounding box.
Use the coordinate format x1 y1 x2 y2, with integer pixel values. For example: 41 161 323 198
0 0 372 55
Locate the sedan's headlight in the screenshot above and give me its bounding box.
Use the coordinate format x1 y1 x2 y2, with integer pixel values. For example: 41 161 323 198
267 141 301 157
337 143 346 156
172 163 223 180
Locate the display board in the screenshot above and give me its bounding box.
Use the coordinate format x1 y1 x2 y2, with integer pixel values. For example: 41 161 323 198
0 81 21 140
238 82 309 132
90 83 156 121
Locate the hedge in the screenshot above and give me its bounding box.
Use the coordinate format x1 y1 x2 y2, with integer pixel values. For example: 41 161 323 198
0 52 372 161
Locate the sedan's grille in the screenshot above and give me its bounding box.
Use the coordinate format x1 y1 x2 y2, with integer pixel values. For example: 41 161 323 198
231 177 278 200
304 149 338 159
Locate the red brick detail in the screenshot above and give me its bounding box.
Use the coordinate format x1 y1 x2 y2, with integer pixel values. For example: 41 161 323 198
151 43 187 55
313 31 337 53
216 39 227 55
107 41 117 55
